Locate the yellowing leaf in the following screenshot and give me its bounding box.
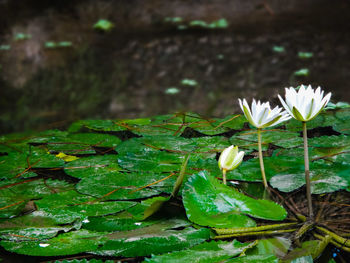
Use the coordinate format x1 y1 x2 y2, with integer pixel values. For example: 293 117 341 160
55 152 79 162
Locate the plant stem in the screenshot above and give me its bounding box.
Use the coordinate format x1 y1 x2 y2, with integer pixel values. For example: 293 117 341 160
222 169 227 185
316 226 350 247
171 154 190 197
302 121 314 219
294 220 314 241
214 228 297 239
314 233 350 252
214 222 297 235
257 128 268 188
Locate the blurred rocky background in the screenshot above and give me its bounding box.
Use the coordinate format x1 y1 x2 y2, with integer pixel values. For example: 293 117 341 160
0 0 350 133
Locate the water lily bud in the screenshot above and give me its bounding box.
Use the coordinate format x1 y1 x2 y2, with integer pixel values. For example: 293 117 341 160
278 85 331 122
218 145 244 171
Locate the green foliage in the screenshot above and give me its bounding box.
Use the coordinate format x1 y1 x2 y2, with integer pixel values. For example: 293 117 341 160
181 78 198 86
93 19 114 32
165 87 180 94
0 45 11 51
14 33 32 41
298 52 313 59
1 229 105 256
182 171 287 228
0 108 349 260
164 17 228 30
45 41 73 49
294 68 309 76
273 46 285 53
145 240 253 263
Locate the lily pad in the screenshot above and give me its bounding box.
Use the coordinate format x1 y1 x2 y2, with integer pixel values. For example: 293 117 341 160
1 229 105 256
64 155 120 179
93 220 210 257
75 171 170 200
34 190 136 218
0 148 64 179
144 239 253 263
182 171 287 228
228 156 304 182
226 254 279 263
269 162 350 194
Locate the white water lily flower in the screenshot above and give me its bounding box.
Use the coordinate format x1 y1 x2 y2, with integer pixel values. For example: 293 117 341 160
218 145 244 171
238 99 291 128
278 85 331 122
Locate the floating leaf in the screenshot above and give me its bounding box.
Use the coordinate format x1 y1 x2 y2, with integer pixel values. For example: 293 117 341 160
34 190 136 218
0 148 64 179
298 52 313 59
282 240 320 262
118 150 184 173
228 156 304 182
1 229 106 256
0 179 73 218
182 171 287 228
189 20 208 27
14 33 31 41
0 45 11 51
165 87 180 95
64 155 120 179
164 17 183 23
75 171 168 200
290 256 313 263
93 19 114 32
145 240 253 263
208 18 228 28
56 152 79 162
273 46 285 53
82 212 160 232
308 135 350 148
181 79 198 86
247 237 291 258
269 161 350 194
294 68 309 76
226 254 279 262
93 219 210 257
232 130 303 149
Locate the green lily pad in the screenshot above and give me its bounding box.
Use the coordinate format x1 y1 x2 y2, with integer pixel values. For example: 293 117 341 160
247 237 291 258
54 260 114 263
64 155 120 179
0 147 64 179
269 162 350 194
82 212 161 232
93 219 210 257
282 240 320 262
1 229 106 256
68 120 127 132
0 179 73 218
144 239 253 263
75 171 169 200
233 130 303 149
182 171 287 228
228 156 304 182
226 254 279 263
285 111 341 132
0 226 73 241
93 19 114 32
116 135 197 155
34 190 136 218
118 150 184 173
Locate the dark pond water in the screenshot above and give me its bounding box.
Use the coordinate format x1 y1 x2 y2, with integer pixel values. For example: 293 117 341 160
0 1 350 134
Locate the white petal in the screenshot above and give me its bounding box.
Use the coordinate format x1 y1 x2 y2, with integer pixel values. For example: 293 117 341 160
278 94 293 117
